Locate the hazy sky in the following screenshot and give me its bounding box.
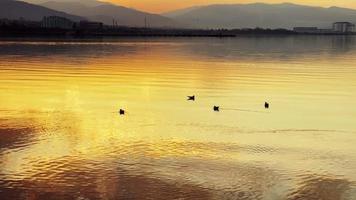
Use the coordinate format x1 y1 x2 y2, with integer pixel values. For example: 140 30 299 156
25 0 356 13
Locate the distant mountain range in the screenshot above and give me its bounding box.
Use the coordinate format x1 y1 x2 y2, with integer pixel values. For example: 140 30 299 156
0 0 179 28
40 1 179 27
0 0 83 22
163 3 356 29
3 1 356 29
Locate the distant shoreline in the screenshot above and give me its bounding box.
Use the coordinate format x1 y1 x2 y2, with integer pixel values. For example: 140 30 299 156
1 26 355 38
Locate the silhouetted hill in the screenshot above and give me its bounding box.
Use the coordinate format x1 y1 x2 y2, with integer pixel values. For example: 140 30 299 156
41 1 181 27
163 3 356 29
0 0 83 22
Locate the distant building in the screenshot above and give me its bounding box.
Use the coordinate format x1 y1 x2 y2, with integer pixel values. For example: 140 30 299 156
294 22 356 34
78 20 103 30
293 27 319 33
0 18 11 26
0 18 41 27
318 28 334 34
333 22 355 33
41 16 74 29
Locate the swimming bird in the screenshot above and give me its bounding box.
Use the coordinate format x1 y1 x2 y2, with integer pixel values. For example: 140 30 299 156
265 102 269 109
119 109 125 115
213 106 220 112
187 95 195 101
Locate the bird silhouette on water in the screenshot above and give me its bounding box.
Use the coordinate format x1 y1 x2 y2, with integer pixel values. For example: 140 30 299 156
265 102 269 109
187 95 195 101
214 106 220 112
119 109 125 115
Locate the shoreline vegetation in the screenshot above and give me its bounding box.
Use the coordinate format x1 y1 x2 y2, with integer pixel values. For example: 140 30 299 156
0 27 292 37
1 21 356 38
1 27 356 38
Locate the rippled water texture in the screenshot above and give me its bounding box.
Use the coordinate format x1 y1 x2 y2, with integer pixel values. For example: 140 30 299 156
0 36 356 200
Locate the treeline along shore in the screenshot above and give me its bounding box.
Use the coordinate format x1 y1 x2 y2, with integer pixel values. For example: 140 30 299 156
0 21 294 37
0 19 355 38
0 27 296 37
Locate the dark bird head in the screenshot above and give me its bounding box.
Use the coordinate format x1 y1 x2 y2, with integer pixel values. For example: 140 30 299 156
119 109 125 115
187 95 195 101
264 102 269 109
213 106 220 112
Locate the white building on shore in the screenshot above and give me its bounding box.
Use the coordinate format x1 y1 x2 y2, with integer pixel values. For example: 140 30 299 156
333 22 355 33
294 22 355 34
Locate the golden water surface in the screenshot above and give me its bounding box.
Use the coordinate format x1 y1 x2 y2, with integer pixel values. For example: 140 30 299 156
0 36 356 200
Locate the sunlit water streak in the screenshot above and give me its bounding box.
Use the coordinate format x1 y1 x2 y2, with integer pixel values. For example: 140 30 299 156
0 36 356 200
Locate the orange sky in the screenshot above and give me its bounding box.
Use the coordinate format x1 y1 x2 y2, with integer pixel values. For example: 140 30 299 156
106 0 356 13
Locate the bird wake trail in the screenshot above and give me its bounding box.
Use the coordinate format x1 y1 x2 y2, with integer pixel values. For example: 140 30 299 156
222 108 269 113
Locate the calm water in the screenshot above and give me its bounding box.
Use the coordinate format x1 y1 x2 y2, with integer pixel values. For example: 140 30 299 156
0 36 356 200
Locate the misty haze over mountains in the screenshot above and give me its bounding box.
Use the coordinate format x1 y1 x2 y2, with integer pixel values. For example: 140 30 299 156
0 0 83 22
163 3 356 29
2 0 356 29
27 0 105 6
40 1 178 27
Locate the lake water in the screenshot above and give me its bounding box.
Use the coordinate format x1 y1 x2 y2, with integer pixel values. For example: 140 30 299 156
0 36 356 200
